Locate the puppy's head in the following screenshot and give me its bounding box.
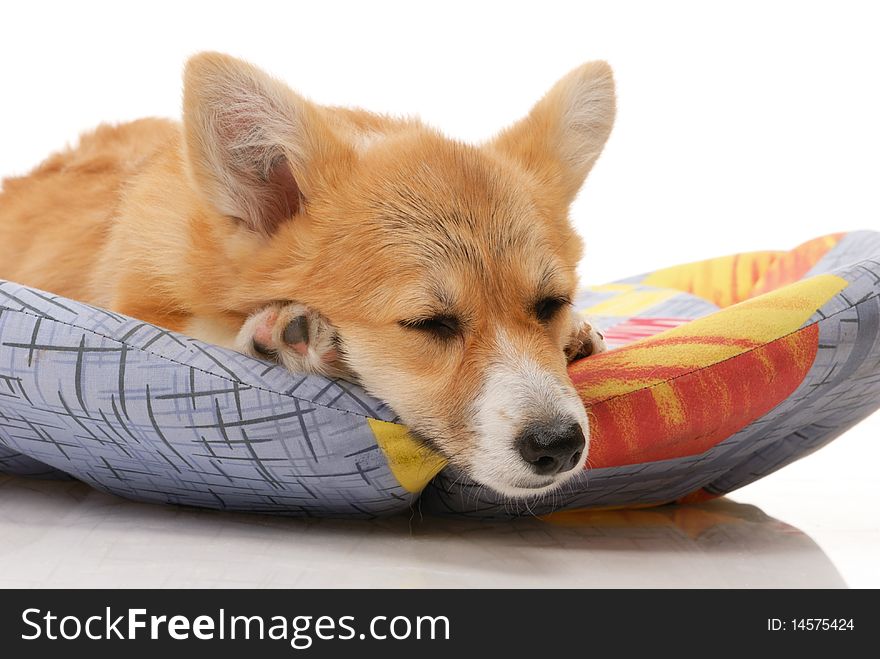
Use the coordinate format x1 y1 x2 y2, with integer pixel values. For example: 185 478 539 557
183 53 615 497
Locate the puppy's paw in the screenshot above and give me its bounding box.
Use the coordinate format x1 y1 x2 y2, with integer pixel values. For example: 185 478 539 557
565 316 607 362
236 302 352 378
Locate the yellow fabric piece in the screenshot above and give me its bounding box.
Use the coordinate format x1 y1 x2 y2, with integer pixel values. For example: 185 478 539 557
641 251 780 308
750 233 844 297
637 234 844 308
367 418 447 493
581 285 681 317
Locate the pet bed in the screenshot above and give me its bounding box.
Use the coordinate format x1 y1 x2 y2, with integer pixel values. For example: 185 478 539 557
1 231 878 518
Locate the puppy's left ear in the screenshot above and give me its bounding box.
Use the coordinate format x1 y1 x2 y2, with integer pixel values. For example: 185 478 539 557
491 62 616 202
183 52 353 236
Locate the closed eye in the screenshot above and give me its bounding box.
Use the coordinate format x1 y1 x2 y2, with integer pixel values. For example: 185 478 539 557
398 314 461 340
533 296 571 323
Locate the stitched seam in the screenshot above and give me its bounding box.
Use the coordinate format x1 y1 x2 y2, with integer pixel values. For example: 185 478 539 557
0 306 385 422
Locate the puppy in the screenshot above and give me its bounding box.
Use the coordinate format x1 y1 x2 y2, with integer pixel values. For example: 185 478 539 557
0 53 614 496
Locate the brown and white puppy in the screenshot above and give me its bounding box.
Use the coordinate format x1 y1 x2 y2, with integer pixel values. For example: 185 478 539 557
0 53 614 496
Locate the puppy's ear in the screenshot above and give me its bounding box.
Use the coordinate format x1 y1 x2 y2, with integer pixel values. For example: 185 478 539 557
183 52 351 236
492 62 616 202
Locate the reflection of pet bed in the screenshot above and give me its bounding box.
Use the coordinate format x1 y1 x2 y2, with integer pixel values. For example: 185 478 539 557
1 231 878 517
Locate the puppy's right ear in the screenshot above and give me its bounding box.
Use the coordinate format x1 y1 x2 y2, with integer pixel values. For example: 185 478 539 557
183 52 351 236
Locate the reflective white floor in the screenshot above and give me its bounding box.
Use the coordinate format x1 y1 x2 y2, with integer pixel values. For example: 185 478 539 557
1 413 877 589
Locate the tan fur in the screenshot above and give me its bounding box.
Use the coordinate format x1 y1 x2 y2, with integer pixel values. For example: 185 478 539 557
0 53 615 494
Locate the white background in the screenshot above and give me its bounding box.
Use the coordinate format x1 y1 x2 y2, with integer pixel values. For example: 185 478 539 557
1 0 878 587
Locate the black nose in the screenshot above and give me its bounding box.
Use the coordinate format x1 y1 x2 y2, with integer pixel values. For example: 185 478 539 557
516 421 586 476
